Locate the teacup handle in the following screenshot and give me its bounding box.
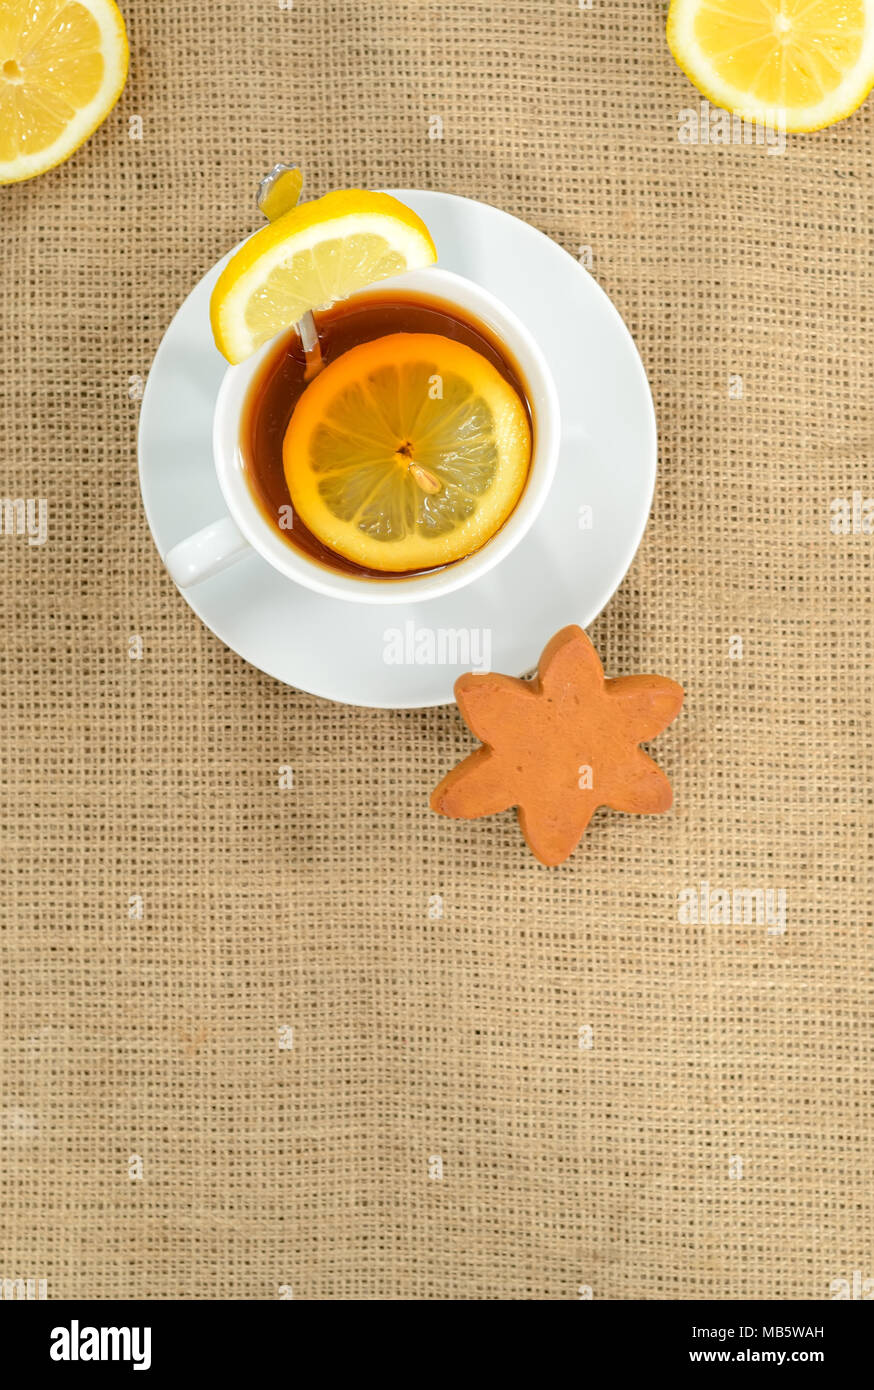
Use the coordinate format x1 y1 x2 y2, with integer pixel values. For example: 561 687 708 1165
164 516 250 588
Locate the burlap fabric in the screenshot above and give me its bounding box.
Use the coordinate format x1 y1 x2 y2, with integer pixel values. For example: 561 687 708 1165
2 0 872 1301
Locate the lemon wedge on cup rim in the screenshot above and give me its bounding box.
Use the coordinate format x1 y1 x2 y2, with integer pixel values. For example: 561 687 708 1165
667 0 874 132
210 189 438 364
0 0 128 184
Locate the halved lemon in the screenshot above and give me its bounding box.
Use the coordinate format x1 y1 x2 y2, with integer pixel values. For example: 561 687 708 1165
667 0 874 132
283 332 532 572
210 190 438 364
0 0 129 184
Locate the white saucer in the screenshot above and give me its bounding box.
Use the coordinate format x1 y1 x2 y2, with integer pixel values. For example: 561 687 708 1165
138 190 656 708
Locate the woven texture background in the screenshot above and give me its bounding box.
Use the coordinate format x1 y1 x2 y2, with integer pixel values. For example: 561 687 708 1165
2 0 873 1300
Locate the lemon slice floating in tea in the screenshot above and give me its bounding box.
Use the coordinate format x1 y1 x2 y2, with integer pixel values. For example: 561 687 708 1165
283 333 532 572
210 189 437 364
0 0 129 185
667 0 874 132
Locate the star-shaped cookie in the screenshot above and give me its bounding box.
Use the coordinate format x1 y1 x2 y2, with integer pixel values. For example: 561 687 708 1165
430 625 684 865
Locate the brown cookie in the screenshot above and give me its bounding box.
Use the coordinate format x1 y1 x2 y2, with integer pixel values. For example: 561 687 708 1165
430 625 684 865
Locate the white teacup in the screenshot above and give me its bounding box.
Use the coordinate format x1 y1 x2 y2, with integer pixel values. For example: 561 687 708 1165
164 267 560 604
